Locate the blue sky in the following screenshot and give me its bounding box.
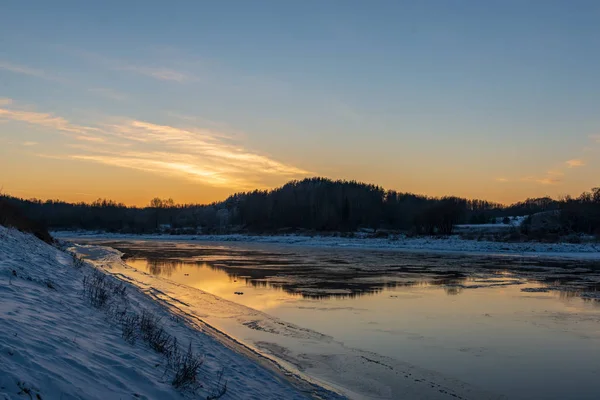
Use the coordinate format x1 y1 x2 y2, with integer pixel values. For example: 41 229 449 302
1 1 599 204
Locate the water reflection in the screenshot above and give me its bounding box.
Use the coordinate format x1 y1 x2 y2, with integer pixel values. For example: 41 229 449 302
129 256 462 299
109 240 600 301
444 285 464 296
146 259 181 276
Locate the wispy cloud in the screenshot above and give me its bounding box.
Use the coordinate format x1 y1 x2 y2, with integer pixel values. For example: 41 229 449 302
520 174 562 185
82 120 309 187
0 100 103 141
71 153 234 186
68 49 195 83
512 157 585 187
73 135 105 142
2 99 309 188
495 177 509 183
22 141 38 146
536 177 561 185
166 111 246 140
0 60 67 83
566 159 585 168
0 60 46 78
0 59 135 101
115 65 191 82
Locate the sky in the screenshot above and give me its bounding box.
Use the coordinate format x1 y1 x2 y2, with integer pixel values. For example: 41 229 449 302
1 1 599 206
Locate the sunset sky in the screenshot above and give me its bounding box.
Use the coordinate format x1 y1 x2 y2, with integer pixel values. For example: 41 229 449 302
1 1 599 206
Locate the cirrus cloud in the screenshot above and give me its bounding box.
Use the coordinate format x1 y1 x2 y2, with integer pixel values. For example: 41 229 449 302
0 101 103 141
0 60 68 83
91 120 310 187
566 159 585 168
1 99 310 189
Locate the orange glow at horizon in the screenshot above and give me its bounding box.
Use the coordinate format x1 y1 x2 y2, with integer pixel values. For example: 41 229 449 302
1 97 598 207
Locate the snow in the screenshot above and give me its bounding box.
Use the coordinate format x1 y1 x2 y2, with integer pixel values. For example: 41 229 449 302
0 226 332 400
455 216 528 230
53 231 600 260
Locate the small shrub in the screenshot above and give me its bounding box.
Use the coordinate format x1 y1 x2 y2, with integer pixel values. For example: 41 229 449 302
109 305 129 322
172 343 204 389
77 271 218 394
150 327 172 354
82 269 129 310
167 337 181 367
121 313 139 344
17 381 42 399
139 310 173 354
82 271 110 308
140 310 160 340
207 368 228 400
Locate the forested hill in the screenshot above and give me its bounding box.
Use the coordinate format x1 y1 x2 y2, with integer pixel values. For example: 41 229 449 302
2 177 599 235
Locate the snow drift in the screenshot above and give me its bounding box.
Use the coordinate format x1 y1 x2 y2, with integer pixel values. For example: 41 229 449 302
0 226 325 400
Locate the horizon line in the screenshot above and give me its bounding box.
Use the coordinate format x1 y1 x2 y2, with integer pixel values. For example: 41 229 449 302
2 176 590 209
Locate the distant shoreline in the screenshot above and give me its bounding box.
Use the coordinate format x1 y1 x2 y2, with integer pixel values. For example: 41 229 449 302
54 231 600 261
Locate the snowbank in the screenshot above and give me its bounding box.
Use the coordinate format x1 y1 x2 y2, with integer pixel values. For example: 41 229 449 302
0 226 328 400
455 215 528 231
53 231 600 260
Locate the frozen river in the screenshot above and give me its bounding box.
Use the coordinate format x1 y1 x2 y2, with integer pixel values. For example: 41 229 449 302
73 238 600 399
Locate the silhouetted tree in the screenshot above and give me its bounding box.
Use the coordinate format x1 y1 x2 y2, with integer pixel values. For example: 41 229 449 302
4 178 599 238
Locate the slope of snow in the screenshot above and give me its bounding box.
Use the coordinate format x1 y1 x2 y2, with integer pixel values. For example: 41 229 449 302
0 226 330 400
53 231 600 260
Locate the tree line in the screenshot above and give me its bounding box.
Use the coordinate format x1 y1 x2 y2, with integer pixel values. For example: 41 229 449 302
2 178 599 236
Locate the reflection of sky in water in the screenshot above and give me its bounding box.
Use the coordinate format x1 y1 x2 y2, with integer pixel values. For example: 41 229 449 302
126 256 600 320
126 253 600 303
127 258 296 311
114 241 600 400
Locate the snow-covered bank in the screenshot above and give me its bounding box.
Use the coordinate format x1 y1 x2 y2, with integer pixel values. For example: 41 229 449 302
0 226 331 400
53 231 600 260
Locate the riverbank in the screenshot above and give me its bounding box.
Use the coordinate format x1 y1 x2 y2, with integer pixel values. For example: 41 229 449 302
0 226 337 400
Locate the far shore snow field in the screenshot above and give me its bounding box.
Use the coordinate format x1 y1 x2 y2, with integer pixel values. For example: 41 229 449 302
53 231 600 261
